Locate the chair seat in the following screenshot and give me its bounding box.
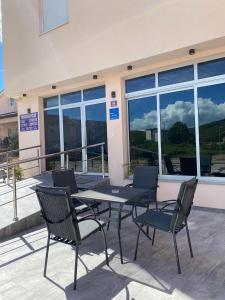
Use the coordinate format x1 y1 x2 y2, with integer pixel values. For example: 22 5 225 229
72 196 101 212
135 210 172 232
79 219 106 240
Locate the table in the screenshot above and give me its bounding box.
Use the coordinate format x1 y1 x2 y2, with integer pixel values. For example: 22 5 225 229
73 185 149 263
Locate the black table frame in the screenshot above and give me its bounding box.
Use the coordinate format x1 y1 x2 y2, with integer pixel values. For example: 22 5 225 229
73 185 149 264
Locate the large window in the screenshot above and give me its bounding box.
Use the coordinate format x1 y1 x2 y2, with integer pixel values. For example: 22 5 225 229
128 96 158 172
44 86 107 173
42 0 69 33
126 56 225 179
160 90 196 175
44 108 60 170
198 83 225 177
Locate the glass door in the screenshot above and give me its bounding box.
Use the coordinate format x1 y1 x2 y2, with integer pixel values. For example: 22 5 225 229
62 107 83 172
85 102 108 173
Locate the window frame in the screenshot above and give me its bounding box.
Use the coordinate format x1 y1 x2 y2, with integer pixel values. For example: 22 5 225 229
43 85 107 174
40 0 69 34
126 57 225 183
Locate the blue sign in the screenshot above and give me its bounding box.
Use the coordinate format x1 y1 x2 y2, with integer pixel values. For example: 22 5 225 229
20 112 39 132
110 108 119 120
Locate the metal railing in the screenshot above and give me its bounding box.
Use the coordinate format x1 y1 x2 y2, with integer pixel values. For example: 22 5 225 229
0 142 105 222
0 145 41 184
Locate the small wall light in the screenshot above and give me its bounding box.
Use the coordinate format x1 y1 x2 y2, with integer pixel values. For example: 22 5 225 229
189 49 196 55
111 91 116 98
93 75 98 80
127 65 133 71
52 85 57 89
23 93 27 97
27 108 31 114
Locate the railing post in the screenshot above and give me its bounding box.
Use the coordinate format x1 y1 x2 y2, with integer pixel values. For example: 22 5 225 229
101 144 105 179
66 152 69 169
6 153 9 184
12 166 18 221
37 148 41 175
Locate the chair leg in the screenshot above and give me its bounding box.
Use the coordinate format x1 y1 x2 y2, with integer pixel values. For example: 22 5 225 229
107 203 111 231
74 246 79 290
134 227 141 261
101 227 109 265
43 234 50 277
152 228 156 246
172 233 181 274
185 221 194 258
135 206 138 218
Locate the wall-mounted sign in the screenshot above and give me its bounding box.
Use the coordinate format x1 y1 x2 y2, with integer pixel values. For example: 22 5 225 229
110 100 118 107
110 107 119 120
20 112 39 132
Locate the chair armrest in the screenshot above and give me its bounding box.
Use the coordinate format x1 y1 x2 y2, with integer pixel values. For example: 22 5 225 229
125 183 133 187
160 202 176 210
72 196 96 217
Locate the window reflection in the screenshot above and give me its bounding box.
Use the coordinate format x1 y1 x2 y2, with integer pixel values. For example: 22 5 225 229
158 65 194 86
198 83 225 177
44 109 60 170
44 96 58 108
125 74 155 93
83 86 105 101
63 108 82 172
128 96 158 172
198 57 225 79
86 103 108 173
61 91 81 105
160 90 196 175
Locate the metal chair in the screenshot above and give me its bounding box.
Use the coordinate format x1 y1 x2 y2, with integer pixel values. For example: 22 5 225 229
164 155 181 175
133 177 198 274
36 185 109 290
126 166 159 212
52 169 101 215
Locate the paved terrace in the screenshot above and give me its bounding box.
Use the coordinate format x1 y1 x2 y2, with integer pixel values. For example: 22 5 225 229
1 208 225 299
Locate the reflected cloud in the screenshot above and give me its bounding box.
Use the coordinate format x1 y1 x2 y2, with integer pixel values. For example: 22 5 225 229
130 98 225 131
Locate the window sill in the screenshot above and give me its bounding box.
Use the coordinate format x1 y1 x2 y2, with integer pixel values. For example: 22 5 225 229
127 174 225 185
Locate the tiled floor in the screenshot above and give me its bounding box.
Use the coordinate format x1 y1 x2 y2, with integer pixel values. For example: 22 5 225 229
1 208 225 299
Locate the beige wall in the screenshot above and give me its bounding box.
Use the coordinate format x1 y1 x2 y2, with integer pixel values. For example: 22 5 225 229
2 0 225 97
3 0 225 209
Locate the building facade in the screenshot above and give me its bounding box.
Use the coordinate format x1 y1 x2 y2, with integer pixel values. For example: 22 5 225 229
2 0 225 209
0 91 17 148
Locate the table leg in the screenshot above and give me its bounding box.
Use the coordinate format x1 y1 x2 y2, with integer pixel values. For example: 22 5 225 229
117 203 123 264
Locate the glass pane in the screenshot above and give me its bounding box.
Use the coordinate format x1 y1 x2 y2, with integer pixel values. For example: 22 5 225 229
83 85 105 101
63 108 82 172
159 65 194 86
125 74 155 93
44 109 60 170
61 91 81 105
198 57 225 79
160 89 196 175
44 96 58 108
128 96 158 174
43 0 69 32
86 103 108 173
198 83 225 177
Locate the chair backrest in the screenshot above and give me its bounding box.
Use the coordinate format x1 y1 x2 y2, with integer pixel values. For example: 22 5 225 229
52 169 78 194
164 156 175 174
200 155 212 175
180 157 197 176
133 166 158 190
36 185 81 243
170 177 198 231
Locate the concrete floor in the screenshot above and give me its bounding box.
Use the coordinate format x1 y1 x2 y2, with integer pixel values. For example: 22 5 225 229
1 208 225 300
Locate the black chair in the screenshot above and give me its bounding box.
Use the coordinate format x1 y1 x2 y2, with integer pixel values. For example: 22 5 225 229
133 177 198 274
52 169 101 215
180 157 197 176
126 166 159 212
164 155 181 175
36 185 109 290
